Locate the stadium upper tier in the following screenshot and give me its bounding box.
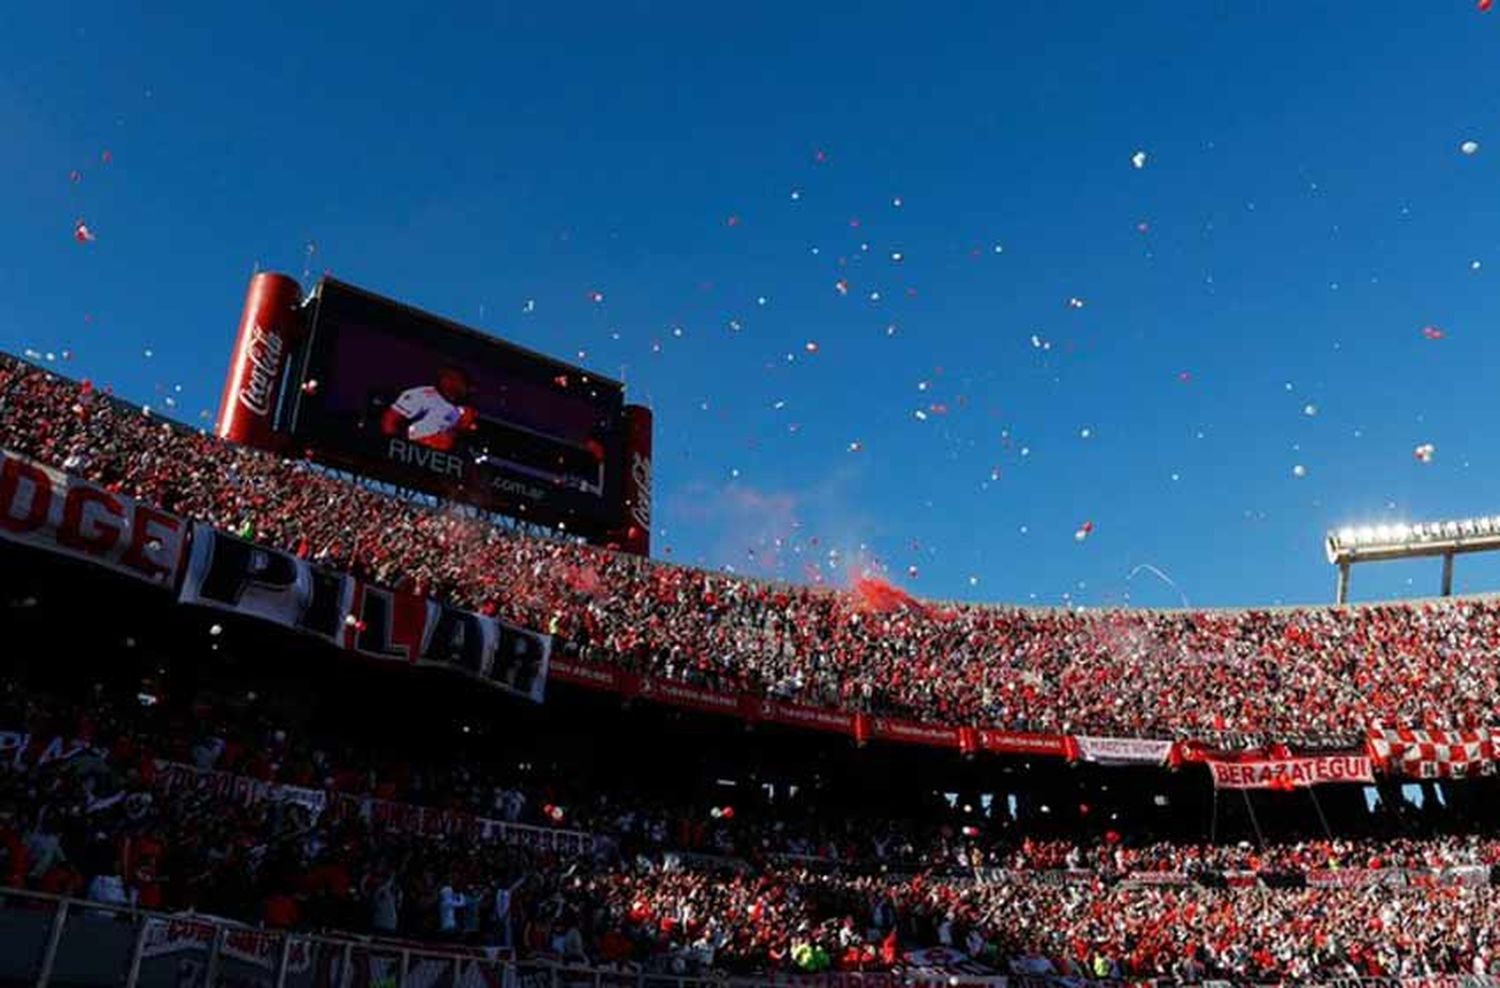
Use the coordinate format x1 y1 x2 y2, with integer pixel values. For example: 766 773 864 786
3 353 1498 747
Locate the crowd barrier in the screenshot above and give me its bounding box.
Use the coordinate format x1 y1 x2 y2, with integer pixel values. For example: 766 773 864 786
0 887 717 988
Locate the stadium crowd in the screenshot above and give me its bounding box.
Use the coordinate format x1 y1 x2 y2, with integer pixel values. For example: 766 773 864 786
5 355 1500 747
6 682 1500 981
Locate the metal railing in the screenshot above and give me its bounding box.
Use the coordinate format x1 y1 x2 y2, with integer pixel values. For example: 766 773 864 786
0 886 723 988
9 878 1500 988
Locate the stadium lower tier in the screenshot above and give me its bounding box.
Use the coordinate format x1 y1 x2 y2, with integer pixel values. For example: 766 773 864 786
7 353 1500 751
7 549 1500 983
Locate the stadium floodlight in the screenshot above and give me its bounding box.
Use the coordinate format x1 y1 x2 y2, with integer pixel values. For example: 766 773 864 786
1326 513 1500 603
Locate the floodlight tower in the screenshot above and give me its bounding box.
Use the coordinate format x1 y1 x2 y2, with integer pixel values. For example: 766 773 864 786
1325 516 1500 603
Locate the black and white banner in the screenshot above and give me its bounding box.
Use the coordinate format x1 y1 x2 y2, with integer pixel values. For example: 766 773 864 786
178 525 550 702
1075 736 1175 766
176 524 353 644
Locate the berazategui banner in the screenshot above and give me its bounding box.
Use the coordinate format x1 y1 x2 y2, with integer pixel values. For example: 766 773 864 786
1207 753 1374 789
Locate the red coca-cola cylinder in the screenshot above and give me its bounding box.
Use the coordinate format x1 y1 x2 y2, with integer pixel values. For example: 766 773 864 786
216 272 304 449
611 403 653 556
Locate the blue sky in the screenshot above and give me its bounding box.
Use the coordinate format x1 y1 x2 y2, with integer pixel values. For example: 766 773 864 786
4 2 1500 608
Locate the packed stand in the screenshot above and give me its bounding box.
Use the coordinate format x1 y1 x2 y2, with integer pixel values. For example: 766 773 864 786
6 356 1500 747
1000 834 1500 875
7 681 1500 981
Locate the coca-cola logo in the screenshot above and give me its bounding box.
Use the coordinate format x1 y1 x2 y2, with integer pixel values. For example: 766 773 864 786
236 323 284 418
628 451 652 529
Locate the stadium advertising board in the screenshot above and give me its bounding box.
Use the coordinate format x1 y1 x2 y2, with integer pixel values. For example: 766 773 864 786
287 278 631 541
0 449 187 587
179 525 551 703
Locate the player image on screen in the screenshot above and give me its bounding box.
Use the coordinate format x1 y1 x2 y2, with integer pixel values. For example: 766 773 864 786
379 366 479 452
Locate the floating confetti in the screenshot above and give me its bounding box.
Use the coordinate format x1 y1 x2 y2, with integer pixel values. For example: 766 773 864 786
892 196 903 208
1131 150 1148 170
301 380 319 395
1462 139 1481 155
1421 326 1445 340
73 220 96 243
804 341 819 353
1066 297 1086 309
1030 334 1051 350
1137 221 1150 234
69 170 82 184
812 148 828 164
1303 403 1318 417
847 440 863 453
725 215 740 227
101 149 112 164
1074 521 1095 542
1292 464 1307 478
1414 443 1436 463
522 299 535 313
834 279 849 296
789 189 802 201
1178 371 1192 383
1079 427 1092 439
588 290 605 304
890 251 904 262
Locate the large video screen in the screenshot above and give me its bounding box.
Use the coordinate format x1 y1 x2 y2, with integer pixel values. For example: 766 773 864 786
288 279 625 534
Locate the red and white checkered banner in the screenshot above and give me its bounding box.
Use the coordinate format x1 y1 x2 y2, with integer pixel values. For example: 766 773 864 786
1367 727 1500 779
